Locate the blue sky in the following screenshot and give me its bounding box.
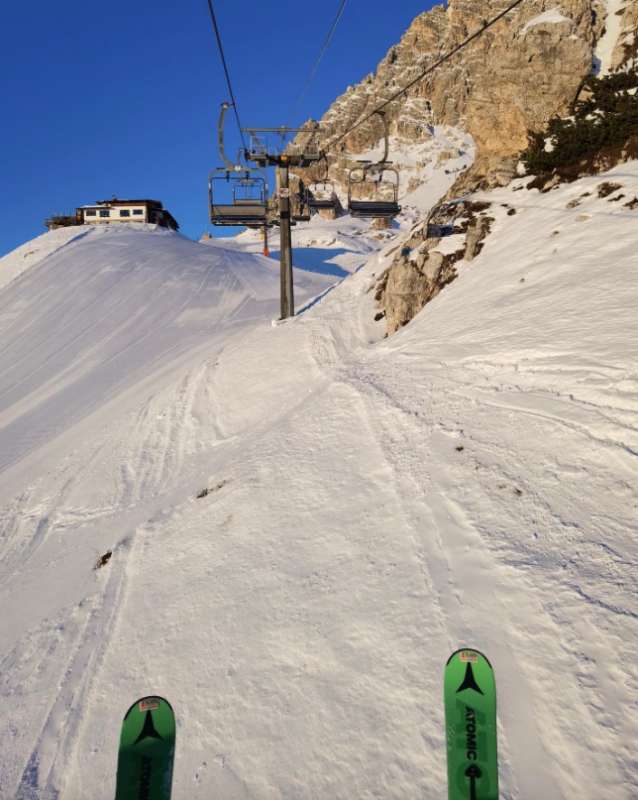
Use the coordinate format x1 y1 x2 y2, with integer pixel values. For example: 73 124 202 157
0 1 439 256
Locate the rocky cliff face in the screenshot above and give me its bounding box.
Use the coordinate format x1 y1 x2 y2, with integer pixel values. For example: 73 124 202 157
295 0 637 335
298 0 618 193
602 0 638 71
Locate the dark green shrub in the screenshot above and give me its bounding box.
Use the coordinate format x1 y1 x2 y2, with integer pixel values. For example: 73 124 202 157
522 70 638 178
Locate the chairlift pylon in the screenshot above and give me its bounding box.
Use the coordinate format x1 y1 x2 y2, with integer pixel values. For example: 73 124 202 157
243 124 324 168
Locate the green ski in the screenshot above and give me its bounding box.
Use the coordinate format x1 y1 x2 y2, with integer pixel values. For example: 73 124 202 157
115 696 175 800
444 649 498 800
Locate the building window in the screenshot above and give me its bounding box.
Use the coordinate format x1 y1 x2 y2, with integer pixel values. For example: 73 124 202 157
120 209 130 217
99 209 110 218
85 210 96 217
132 209 144 216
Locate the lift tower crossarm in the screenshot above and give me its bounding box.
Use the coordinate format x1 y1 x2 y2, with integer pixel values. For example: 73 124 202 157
243 127 317 132
242 127 324 135
242 126 325 168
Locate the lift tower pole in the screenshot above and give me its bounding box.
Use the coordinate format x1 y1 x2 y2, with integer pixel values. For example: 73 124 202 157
243 126 322 320
277 158 294 319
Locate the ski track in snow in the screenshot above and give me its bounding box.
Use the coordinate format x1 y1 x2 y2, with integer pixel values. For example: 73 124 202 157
303 325 569 796
12 554 126 800
340 359 635 798
0 441 108 582
0 225 334 799
346 374 558 796
1 158 638 798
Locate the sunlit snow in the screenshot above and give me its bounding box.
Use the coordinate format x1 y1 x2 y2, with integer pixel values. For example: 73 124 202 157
1 158 637 799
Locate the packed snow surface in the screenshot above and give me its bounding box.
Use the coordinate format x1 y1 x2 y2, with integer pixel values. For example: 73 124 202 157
0 226 88 292
1 163 637 800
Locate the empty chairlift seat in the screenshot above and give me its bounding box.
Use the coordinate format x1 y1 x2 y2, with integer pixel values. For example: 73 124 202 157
308 181 339 212
209 171 268 227
347 163 401 219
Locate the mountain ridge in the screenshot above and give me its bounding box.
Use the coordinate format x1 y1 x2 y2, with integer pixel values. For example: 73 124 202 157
299 0 637 195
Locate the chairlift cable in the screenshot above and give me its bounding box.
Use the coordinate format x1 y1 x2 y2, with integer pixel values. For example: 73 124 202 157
290 0 349 123
205 0 248 154
328 0 527 150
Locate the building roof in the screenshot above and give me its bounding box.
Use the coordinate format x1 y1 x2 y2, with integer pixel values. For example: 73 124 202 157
162 210 180 230
95 198 164 208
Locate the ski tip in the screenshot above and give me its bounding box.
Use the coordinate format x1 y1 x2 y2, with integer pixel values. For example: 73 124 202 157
123 696 174 720
445 648 493 669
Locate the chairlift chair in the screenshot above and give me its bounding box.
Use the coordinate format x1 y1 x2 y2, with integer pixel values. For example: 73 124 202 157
347 163 401 219
308 181 339 212
346 111 401 219
209 170 268 227
307 154 339 213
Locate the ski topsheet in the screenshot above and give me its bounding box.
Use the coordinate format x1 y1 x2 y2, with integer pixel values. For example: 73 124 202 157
115 696 175 800
444 649 498 800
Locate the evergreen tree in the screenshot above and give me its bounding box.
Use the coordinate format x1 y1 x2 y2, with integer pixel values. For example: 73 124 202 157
522 70 638 177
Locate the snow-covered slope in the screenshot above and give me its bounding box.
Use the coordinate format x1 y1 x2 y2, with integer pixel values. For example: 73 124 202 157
1 163 637 800
0 226 89 292
0 225 332 479
206 215 384 278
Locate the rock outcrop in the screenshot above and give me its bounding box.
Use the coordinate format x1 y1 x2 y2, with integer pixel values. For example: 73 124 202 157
378 200 495 334
294 0 637 335
297 0 606 193
602 0 638 71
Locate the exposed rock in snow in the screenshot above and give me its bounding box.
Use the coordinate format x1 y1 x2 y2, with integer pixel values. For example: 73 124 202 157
297 0 595 192
378 198 494 333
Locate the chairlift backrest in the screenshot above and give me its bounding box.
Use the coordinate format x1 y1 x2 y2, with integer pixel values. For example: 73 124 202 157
309 179 336 196
348 163 399 195
308 180 339 212
233 176 265 204
347 162 400 219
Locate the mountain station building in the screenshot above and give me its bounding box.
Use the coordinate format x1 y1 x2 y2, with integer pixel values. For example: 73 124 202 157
76 199 179 230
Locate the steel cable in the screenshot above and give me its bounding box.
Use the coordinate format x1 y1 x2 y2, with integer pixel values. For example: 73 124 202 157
290 0 349 123
205 0 248 154
328 0 527 149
